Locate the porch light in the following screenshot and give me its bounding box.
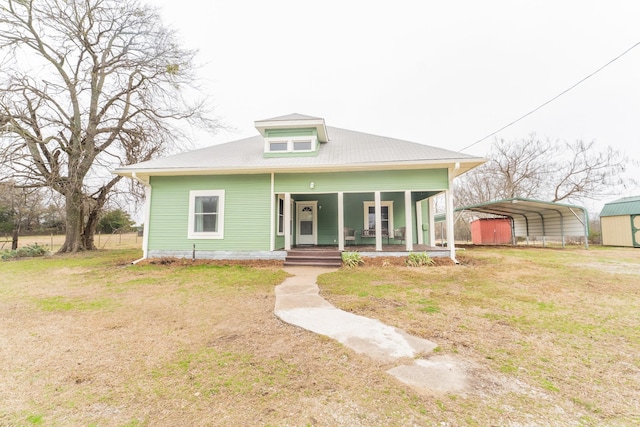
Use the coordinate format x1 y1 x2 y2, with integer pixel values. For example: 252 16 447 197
310 182 315 189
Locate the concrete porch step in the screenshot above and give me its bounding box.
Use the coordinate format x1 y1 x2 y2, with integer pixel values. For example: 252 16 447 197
284 250 342 267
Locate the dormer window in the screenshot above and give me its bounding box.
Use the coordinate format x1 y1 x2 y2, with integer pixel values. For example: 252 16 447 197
265 136 317 153
255 114 328 157
269 140 289 152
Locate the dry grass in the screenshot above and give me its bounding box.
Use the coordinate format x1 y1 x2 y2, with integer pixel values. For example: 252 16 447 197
2 232 142 253
319 246 640 425
0 246 639 426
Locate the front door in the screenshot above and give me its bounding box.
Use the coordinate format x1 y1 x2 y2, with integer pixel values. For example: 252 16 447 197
296 201 317 245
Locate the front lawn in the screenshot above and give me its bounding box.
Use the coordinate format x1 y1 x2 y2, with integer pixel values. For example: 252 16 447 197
1 246 638 426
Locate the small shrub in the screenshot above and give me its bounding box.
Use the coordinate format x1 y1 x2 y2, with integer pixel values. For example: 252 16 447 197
406 252 435 267
1 243 49 260
341 251 364 268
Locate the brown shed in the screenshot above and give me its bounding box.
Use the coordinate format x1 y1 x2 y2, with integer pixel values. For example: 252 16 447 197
599 196 640 248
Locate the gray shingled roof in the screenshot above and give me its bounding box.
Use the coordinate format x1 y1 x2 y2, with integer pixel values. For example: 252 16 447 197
115 125 485 176
257 113 323 121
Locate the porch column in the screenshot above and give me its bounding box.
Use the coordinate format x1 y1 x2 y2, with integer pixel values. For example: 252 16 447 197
338 191 345 251
404 190 414 251
416 200 423 245
428 197 436 246
374 191 382 251
444 163 460 264
141 182 152 259
445 185 456 262
284 192 292 251
269 173 275 251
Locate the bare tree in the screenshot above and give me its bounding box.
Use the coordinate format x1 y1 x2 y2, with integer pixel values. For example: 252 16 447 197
0 181 45 249
0 0 218 252
456 135 631 207
551 140 627 203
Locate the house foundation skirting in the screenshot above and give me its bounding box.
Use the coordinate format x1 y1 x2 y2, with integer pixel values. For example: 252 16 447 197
147 247 452 261
147 250 288 261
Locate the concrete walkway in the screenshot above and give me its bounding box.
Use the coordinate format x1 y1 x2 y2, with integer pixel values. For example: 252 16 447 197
274 266 469 394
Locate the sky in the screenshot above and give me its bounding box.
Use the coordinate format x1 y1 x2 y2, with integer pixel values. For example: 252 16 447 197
148 0 640 214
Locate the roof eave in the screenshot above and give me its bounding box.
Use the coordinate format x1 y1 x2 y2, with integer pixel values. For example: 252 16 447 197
114 157 486 178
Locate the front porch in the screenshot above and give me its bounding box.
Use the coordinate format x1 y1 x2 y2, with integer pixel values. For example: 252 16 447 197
284 244 452 267
292 243 450 255
339 243 450 256
274 187 459 261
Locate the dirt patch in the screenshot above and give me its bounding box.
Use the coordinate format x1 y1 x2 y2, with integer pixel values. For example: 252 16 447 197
142 256 285 268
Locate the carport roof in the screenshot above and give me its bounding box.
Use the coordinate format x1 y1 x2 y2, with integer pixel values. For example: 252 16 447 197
446 198 590 248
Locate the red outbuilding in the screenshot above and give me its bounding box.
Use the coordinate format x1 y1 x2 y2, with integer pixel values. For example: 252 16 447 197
470 218 512 245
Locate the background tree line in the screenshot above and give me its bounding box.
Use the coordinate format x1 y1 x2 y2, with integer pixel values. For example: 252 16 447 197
0 181 135 250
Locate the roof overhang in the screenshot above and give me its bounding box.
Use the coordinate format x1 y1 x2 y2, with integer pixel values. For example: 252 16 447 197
114 157 485 179
254 117 329 143
442 198 590 248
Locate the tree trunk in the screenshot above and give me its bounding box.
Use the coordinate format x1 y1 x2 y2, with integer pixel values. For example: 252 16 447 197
11 228 18 251
82 206 100 251
58 188 87 253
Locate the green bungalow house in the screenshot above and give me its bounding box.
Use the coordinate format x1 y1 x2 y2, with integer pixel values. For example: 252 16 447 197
114 114 485 263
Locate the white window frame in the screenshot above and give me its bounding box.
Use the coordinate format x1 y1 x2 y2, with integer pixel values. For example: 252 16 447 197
265 136 317 153
363 201 394 231
277 195 285 236
188 190 225 239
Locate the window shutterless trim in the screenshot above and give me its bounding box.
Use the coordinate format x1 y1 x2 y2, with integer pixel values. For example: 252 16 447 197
188 189 225 239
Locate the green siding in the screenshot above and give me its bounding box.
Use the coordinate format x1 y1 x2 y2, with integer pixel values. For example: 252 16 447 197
266 128 317 138
148 170 444 252
275 169 449 193
148 175 272 251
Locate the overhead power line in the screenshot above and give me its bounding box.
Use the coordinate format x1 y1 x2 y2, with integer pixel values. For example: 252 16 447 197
460 40 640 152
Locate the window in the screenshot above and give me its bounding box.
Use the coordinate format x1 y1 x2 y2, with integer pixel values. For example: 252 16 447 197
277 195 285 235
188 190 225 239
265 136 316 153
269 141 288 152
293 140 312 151
363 201 394 232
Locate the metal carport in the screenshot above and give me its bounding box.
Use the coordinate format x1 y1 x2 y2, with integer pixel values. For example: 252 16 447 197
456 198 590 249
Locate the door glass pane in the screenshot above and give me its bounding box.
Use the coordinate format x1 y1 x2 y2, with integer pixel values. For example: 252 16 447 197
300 221 313 235
301 206 313 220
